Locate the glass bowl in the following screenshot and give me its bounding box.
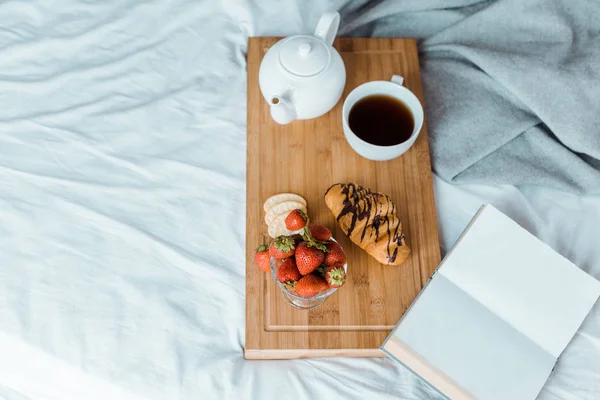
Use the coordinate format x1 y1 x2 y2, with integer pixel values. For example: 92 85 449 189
270 238 348 310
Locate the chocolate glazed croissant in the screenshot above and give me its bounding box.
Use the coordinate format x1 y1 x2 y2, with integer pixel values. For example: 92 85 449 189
324 183 410 265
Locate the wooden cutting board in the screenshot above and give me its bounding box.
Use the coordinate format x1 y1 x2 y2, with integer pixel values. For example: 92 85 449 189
245 37 441 359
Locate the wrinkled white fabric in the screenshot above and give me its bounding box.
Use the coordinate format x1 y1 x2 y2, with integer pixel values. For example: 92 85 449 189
0 1 599 399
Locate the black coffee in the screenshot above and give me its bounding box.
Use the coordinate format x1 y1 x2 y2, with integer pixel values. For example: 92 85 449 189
348 94 414 146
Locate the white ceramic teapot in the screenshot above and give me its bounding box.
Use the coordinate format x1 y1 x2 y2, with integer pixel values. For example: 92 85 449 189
258 11 346 125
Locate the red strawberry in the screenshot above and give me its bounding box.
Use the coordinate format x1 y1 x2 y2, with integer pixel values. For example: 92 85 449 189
269 235 295 259
324 241 346 266
276 258 301 283
285 209 308 230
295 241 326 275
295 274 329 298
255 244 270 272
325 263 346 288
307 224 332 241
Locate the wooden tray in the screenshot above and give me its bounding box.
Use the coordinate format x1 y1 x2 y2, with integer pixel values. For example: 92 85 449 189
245 37 441 359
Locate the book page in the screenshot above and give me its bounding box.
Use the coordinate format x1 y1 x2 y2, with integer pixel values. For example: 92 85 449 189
439 205 600 357
385 275 555 400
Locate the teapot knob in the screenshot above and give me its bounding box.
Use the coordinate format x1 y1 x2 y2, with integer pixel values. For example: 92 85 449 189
298 43 311 56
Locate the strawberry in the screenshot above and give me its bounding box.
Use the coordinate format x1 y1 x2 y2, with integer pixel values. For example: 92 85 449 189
325 263 346 288
276 258 301 283
255 244 270 272
307 224 332 241
295 274 329 298
269 235 295 259
295 241 326 275
285 209 308 231
324 241 346 266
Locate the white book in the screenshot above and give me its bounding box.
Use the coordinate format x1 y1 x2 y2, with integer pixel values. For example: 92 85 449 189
382 205 600 400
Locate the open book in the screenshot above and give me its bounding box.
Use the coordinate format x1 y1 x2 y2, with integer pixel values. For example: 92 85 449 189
382 205 600 400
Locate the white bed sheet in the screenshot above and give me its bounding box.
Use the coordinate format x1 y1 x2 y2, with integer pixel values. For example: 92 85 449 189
0 1 599 399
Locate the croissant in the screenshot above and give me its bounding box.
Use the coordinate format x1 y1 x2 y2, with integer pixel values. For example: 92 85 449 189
324 183 410 265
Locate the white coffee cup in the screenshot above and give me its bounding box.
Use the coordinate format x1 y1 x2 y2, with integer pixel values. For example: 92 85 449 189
342 75 424 161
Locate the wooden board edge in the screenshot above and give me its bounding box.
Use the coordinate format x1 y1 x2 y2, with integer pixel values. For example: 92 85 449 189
244 348 386 360
265 324 395 332
245 37 262 353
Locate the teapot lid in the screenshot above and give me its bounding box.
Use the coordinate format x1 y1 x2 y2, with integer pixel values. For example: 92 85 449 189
279 36 330 77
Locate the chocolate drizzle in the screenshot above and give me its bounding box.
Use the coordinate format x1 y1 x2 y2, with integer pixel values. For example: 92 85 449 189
337 183 374 242
325 183 409 265
371 214 382 243
335 183 403 245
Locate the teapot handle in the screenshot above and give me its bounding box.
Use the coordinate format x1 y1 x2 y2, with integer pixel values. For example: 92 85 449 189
314 11 340 46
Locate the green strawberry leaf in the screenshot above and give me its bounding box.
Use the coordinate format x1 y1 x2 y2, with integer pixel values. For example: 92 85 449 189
274 235 295 252
302 227 328 252
255 244 268 252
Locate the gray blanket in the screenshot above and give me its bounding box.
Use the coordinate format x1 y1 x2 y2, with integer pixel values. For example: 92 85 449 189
332 0 600 193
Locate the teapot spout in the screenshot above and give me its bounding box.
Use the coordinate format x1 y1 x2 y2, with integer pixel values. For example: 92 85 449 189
270 96 297 125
